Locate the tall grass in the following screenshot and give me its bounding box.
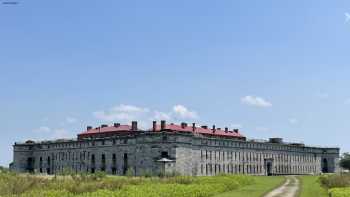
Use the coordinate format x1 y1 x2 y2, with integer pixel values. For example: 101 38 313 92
319 173 350 188
0 171 255 197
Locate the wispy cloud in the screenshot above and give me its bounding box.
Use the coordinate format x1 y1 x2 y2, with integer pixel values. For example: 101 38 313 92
34 126 51 133
52 128 73 139
93 104 149 122
317 92 329 99
172 105 198 119
345 12 350 23
93 104 199 127
288 118 298 124
66 117 77 124
241 96 272 108
153 111 172 121
33 126 73 139
344 98 350 105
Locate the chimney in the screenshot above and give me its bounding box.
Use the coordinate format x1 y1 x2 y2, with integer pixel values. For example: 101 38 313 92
131 121 138 131
212 125 216 133
114 123 120 127
181 122 187 128
87 126 92 130
201 125 208 129
161 120 166 130
192 123 196 131
101 124 108 128
153 121 157 131
225 127 228 132
233 129 239 133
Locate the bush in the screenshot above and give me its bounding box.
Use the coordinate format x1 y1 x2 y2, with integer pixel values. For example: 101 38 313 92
329 187 350 197
319 174 350 188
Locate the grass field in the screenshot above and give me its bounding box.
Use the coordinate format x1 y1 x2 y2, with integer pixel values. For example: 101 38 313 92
214 176 285 197
298 176 328 197
0 169 289 197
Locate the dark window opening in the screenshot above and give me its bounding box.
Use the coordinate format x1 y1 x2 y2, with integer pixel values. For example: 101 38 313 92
123 153 128 175
161 151 169 158
322 158 328 173
101 154 106 171
26 157 34 173
112 167 117 175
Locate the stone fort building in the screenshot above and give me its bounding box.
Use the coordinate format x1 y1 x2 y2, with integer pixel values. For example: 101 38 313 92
12 121 339 176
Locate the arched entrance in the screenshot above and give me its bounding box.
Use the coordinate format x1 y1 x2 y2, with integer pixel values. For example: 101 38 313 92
322 158 328 173
26 157 34 173
264 158 273 176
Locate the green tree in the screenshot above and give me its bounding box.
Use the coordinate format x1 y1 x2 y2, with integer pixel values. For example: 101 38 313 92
340 152 350 171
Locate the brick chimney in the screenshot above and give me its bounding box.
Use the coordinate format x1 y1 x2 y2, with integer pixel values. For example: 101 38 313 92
161 120 166 130
153 121 157 131
181 122 187 129
87 126 92 130
233 129 239 133
101 124 108 128
131 121 138 131
192 123 196 131
225 127 228 132
114 123 120 127
212 125 216 133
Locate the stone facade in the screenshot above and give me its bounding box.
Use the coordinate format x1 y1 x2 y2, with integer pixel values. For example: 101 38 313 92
12 122 339 176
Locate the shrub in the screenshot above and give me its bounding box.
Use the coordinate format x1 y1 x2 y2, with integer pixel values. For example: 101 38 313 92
329 187 350 197
319 174 350 188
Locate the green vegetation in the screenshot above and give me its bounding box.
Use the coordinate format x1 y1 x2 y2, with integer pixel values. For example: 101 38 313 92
298 174 350 197
319 174 350 188
318 173 350 197
214 176 284 197
0 170 260 197
298 176 328 197
329 187 350 197
340 153 350 171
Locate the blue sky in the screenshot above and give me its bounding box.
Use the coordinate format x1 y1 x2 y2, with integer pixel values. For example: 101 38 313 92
1 0 350 166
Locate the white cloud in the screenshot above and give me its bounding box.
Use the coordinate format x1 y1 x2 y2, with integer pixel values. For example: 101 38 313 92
93 104 149 122
288 118 298 124
345 12 350 23
33 126 73 139
93 104 199 126
241 96 272 108
66 117 77 124
52 129 73 139
172 105 198 119
153 111 172 121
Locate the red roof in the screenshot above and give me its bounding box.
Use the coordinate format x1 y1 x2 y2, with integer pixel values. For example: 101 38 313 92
151 124 244 138
78 125 132 137
77 123 245 139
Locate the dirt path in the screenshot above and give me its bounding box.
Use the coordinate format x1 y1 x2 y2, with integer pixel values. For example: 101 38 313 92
263 176 299 197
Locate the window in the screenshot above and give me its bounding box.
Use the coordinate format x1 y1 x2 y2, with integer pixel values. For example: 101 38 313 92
161 151 169 158
101 154 106 171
